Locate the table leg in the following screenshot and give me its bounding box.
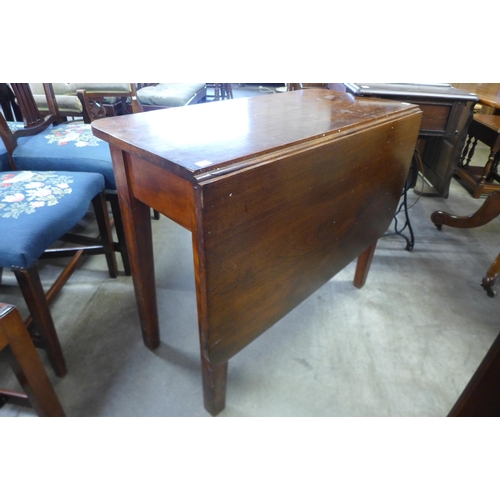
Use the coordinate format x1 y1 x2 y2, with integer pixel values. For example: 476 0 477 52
353 241 378 289
110 147 160 350
201 355 228 416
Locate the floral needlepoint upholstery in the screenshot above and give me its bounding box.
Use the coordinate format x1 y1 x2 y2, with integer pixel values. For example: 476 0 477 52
0 171 105 269
11 122 116 190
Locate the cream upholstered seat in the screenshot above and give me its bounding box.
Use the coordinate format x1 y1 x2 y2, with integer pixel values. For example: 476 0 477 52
136 83 206 110
29 83 137 122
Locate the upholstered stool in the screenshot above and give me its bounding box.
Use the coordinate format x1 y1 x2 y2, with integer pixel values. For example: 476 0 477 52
456 114 500 198
0 170 116 376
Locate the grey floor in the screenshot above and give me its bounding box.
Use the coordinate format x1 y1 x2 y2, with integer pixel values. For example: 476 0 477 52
1 85 500 417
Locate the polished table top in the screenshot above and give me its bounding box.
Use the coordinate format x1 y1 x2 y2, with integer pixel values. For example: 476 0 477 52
93 89 420 181
451 83 500 109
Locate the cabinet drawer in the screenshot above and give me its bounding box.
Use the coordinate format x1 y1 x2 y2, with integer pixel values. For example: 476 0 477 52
419 104 451 132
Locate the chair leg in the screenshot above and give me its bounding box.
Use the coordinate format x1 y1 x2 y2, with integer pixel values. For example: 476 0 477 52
0 304 65 416
92 192 118 278
14 266 67 377
108 193 131 275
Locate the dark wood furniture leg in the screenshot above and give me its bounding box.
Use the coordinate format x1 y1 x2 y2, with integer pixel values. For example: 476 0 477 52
431 190 500 296
92 193 118 278
481 253 500 297
201 355 228 416
109 147 159 350
353 241 378 289
448 330 500 416
108 193 131 276
431 190 500 231
0 303 65 416
14 266 67 377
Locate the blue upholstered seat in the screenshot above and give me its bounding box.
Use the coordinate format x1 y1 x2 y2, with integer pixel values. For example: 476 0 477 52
3 118 130 275
0 141 9 172
0 170 105 269
10 121 116 190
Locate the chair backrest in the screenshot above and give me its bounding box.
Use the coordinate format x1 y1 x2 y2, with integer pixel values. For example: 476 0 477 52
11 83 61 128
0 83 63 168
0 83 22 121
77 83 143 122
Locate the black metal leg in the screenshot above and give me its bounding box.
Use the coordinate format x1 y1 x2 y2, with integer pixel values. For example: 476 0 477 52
382 150 419 252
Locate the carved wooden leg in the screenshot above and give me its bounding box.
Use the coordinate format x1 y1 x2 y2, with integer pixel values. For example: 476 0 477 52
478 150 498 186
14 266 67 377
353 241 378 289
201 354 228 416
431 190 500 231
481 252 500 297
0 304 65 416
109 146 160 350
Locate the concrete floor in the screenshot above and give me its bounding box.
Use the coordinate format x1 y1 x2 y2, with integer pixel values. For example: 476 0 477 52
1 87 500 417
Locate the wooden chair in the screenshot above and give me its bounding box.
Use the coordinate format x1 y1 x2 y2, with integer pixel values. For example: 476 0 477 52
0 83 131 275
28 83 141 124
0 169 117 376
0 302 65 416
455 114 500 198
76 84 143 122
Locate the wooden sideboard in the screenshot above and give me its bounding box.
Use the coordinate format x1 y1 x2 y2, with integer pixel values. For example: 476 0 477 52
92 89 421 415
344 83 478 198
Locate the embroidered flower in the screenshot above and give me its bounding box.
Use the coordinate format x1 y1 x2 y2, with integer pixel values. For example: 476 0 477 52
0 171 75 218
45 123 102 147
3 193 25 203
2 172 34 184
25 182 45 189
31 188 53 197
